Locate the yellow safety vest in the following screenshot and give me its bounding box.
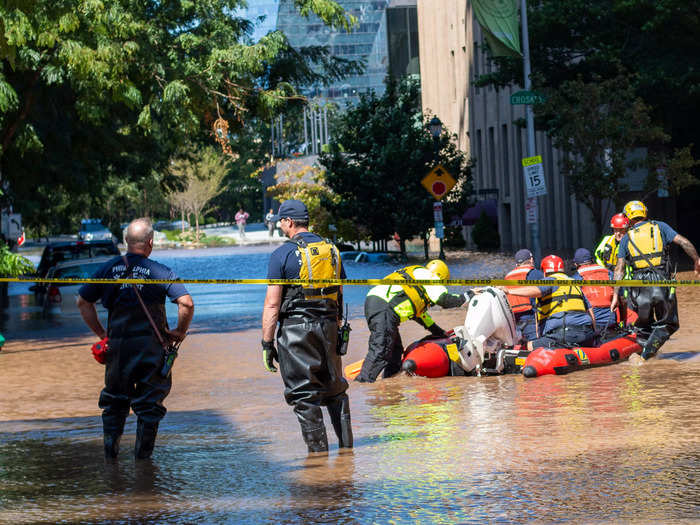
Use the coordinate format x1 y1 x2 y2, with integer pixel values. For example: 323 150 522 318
537 272 587 321
594 234 619 271
383 265 431 317
626 221 665 270
289 236 341 302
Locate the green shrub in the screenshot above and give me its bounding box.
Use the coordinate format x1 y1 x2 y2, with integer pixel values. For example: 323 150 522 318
0 244 35 276
443 226 466 248
471 211 500 251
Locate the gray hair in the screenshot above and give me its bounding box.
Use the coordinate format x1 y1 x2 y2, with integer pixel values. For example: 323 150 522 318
125 218 154 246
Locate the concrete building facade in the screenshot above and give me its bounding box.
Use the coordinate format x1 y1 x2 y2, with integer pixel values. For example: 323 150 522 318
416 0 598 254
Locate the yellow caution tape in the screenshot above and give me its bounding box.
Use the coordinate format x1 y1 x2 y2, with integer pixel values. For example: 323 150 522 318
1 277 698 287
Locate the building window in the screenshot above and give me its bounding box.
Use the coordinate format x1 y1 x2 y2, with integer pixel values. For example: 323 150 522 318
502 124 510 197
476 129 483 188
488 126 496 186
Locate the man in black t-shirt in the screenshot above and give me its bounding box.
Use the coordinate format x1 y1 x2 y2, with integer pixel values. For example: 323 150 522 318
262 200 351 454
78 218 194 460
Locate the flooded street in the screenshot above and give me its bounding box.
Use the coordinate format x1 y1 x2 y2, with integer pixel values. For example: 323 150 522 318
1 256 699 523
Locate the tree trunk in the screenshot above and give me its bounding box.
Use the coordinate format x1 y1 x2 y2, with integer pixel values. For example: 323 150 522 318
181 208 185 233
195 211 200 243
400 237 406 259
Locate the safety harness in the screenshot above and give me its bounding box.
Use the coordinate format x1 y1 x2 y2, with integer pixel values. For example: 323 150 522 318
626 221 667 272
385 265 432 317
537 272 587 321
286 236 342 303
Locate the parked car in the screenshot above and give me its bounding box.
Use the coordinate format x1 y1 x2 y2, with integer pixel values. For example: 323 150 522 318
153 220 173 231
42 256 114 317
78 219 115 242
32 240 120 306
169 220 190 231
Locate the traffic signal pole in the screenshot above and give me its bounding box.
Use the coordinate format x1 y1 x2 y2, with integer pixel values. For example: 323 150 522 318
521 0 541 263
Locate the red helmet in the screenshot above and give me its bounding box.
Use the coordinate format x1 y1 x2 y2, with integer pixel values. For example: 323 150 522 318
610 213 630 229
541 255 564 275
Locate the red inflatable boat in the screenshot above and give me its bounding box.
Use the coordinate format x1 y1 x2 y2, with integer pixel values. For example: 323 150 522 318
521 333 641 378
398 332 642 379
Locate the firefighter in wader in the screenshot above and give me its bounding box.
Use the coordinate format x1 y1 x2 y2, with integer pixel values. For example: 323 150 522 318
595 213 630 271
614 200 700 359
77 218 194 460
571 248 623 333
261 200 351 454
504 248 544 343
354 259 471 383
506 255 596 349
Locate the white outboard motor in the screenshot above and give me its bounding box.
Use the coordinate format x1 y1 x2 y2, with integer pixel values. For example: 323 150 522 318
452 287 517 374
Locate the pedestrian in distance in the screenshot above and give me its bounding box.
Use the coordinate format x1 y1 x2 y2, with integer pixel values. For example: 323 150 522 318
77 218 194 460
355 259 473 383
261 199 352 454
265 208 275 238
503 248 544 343
235 207 249 240
614 200 700 359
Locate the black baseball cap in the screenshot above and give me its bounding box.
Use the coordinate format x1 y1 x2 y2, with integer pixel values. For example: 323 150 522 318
271 199 309 222
514 248 533 264
573 248 592 264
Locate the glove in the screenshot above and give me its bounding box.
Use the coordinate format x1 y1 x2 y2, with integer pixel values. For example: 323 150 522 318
262 340 278 373
91 337 109 365
427 324 447 338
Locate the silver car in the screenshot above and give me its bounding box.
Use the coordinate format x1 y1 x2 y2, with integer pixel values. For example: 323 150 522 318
43 256 114 317
78 220 115 242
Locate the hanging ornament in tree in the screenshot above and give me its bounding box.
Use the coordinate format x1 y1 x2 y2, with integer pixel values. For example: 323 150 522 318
212 116 232 155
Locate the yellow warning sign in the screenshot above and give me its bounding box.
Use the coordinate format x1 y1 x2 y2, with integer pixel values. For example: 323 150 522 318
421 165 456 200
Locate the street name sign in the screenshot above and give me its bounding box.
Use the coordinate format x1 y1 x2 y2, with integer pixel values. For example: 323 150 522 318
510 90 547 105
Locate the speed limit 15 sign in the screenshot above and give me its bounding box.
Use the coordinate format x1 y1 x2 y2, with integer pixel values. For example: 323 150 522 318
522 155 547 198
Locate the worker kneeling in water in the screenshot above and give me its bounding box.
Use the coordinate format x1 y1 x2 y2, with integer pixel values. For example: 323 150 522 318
355 259 471 382
507 255 596 350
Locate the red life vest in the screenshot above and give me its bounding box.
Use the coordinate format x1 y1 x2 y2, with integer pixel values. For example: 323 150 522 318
577 263 614 308
505 265 535 315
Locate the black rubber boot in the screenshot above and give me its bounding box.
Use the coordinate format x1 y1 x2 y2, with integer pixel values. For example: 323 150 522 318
104 433 122 459
135 420 159 459
327 395 353 449
301 426 329 454
641 327 668 360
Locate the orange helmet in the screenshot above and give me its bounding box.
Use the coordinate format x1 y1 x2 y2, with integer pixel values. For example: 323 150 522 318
541 255 564 275
610 213 630 229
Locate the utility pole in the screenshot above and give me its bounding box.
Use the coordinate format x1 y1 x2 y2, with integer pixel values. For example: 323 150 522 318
521 0 541 262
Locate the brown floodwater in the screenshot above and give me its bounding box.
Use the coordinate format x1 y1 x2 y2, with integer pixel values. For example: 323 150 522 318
1 273 699 524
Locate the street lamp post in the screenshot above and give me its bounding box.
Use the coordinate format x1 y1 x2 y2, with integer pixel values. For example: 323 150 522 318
428 117 445 260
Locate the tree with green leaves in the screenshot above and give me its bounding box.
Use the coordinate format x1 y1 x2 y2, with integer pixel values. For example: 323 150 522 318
0 0 359 234
320 78 472 258
168 147 228 243
535 74 667 237
476 0 700 210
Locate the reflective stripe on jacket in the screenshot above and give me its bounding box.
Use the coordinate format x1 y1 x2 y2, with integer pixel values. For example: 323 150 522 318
537 272 587 321
576 263 614 308
505 266 535 315
594 234 618 271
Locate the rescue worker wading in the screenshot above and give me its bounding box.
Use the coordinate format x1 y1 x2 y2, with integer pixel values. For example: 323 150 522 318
77 218 194 460
595 213 630 271
261 200 352 454
571 248 622 332
614 200 700 359
504 248 544 342
355 259 470 383
507 255 596 350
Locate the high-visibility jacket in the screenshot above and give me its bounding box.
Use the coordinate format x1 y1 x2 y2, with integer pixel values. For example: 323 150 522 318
594 234 619 271
576 263 614 308
379 265 432 317
626 221 666 271
537 272 588 321
505 265 535 315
